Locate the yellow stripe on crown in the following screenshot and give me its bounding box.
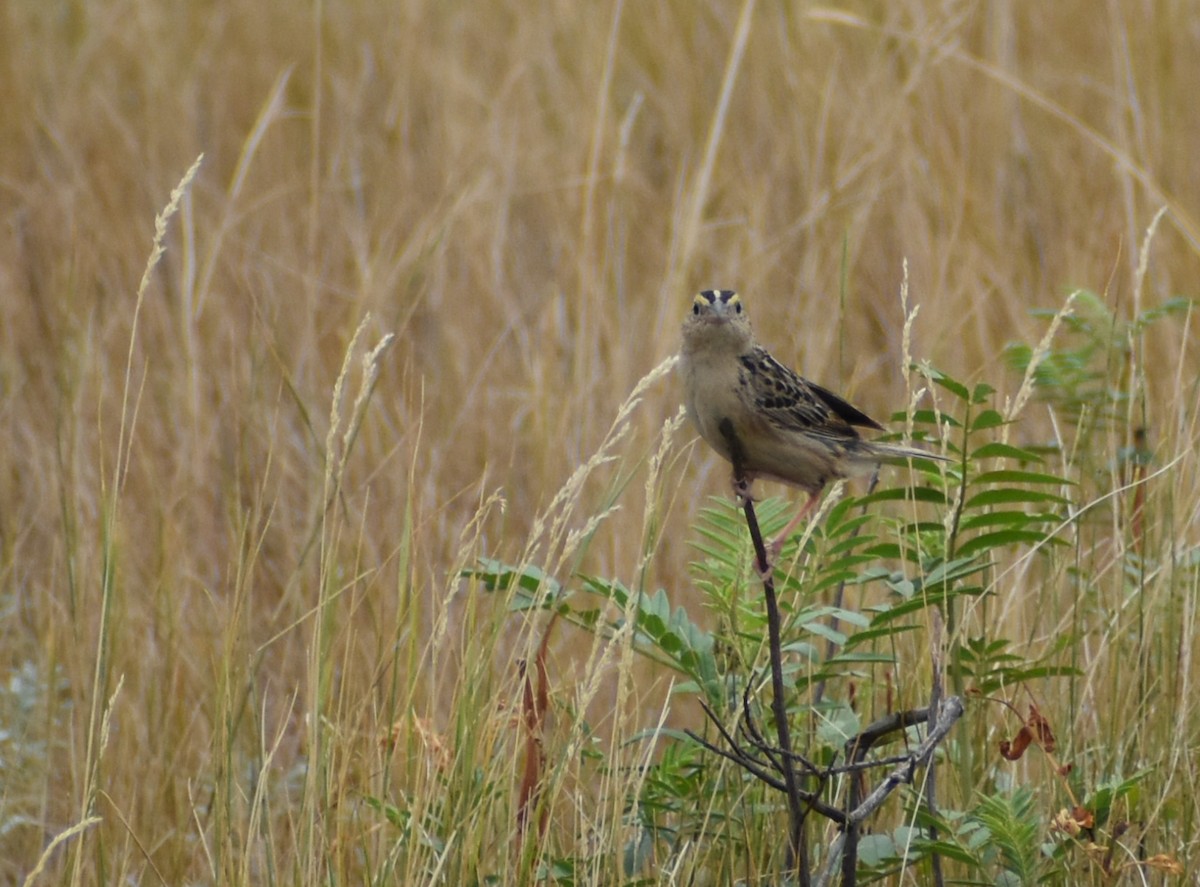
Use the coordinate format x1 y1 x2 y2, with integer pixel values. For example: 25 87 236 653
696 289 739 305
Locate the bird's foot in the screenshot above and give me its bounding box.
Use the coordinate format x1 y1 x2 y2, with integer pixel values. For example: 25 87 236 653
732 476 754 507
753 536 786 582
754 549 776 582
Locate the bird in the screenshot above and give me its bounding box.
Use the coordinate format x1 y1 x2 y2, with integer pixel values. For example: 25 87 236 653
679 288 949 567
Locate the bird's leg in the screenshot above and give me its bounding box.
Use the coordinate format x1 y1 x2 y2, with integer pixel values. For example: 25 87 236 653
731 474 754 507
767 491 822 564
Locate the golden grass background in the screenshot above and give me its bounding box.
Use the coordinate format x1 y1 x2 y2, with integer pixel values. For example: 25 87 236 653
2 0 1199 881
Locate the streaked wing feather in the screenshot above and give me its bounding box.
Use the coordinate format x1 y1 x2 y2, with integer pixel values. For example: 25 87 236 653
807 381 885 430
740 347 876 439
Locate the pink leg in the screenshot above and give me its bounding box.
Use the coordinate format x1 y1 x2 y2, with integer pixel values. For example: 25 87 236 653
767 491 822 563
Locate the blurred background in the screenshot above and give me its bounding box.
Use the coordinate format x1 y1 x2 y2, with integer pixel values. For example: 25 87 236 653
1 0 1197 880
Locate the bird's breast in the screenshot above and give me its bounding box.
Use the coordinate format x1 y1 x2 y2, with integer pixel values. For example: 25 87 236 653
682 348 757 460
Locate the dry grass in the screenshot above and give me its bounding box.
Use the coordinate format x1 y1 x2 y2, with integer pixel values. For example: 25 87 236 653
1 0 1199 882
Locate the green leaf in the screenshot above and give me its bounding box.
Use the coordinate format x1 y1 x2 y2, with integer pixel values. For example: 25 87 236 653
780 640 823 662
907 838 979 865
825 531 880 556
1088 770 1153 825
969 408 1005 430
870 586 987 624
801 605 870 627
857 487 950 506
956 529 1065 557
1004 342 1033 368
816 704 860 745
909 408 963 429
843 624 921 647
1132 296 1195 329
826 650 897 665
576 577 722 702
970 441 1044 462
859 543 922 563
924 556 992 586
965 488 1068 507
464 558 571 611
688 540 741 566
801 621 847 645
924 367 971 401
981 664 1081 684
623 826 656 876
971 382 996 403
823 497 863 527
857 833 898 866
971 789 1043 884
807 570 862 595
958 510 1058 531
970 469 1072 486
466 557 562 596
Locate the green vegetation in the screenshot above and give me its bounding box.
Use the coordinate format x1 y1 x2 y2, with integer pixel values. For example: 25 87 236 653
1 2 1198 884
468 302 1190 882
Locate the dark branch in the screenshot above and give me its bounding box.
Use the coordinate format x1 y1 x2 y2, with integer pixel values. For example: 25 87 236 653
717 418 809 883
816 697 966 887
848 697 963 824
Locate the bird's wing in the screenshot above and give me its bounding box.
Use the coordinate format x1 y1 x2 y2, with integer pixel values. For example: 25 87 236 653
807 380 885 431
739 347 884 437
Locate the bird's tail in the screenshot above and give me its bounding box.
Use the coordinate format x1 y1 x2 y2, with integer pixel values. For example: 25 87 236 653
866 441 953 464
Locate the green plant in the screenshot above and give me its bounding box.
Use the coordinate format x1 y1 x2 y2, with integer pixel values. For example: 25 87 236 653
1003 289 1193 464
457 359 1113 884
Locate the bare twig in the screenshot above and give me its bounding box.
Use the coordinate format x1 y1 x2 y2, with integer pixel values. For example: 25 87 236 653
848 697 963 825
817 697 966 887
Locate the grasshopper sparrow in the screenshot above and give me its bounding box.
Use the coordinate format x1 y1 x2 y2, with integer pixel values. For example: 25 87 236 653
680 289 948 560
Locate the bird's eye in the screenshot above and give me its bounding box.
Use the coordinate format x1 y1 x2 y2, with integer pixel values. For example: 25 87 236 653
735 303 742 314
693 304 701 315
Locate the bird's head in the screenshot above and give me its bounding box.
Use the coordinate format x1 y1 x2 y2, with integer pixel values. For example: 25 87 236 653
682 289 753 352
